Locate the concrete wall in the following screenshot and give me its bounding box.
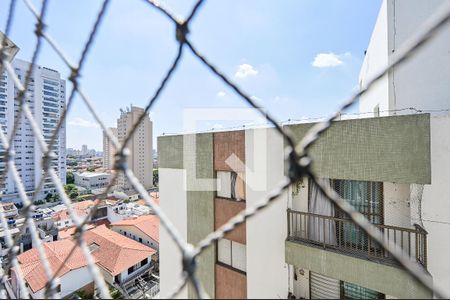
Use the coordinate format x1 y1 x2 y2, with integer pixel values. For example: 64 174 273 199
285 241 432 299
246 128 289 299
286 114 431 184
214 198 246 244
388 0 450 113
215 264 247 299
159 168 188 299
359 0 390 115
383 182 411 228
214 131 245 172
360 0 450 114
422 116 450 297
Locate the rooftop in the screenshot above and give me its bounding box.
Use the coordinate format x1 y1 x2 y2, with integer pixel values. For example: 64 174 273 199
111 215 160 243
84 225 156 275
16 239 91 293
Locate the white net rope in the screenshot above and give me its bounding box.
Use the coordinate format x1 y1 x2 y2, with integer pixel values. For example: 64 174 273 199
0 0 449 298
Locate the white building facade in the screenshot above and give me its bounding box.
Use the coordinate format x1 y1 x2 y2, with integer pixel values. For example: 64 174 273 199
103 127 117 170
116 106 153 192
359 0 450 116
74 171 111 190
0 59 66 203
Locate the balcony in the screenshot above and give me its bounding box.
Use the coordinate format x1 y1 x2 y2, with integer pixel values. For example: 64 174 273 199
287 209 427 269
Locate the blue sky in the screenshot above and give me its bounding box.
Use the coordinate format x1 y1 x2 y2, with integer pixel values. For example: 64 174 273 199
1 0 382 150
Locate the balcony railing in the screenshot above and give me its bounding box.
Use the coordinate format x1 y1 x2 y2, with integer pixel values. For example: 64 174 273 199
287 209 427 268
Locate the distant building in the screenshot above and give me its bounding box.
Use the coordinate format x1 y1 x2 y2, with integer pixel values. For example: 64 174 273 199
74 171 111 190
103 127 117 170
116 106 153 192
81 144 88 155
0 59 66 203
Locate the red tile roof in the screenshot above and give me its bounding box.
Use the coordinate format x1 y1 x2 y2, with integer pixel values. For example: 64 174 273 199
110 215 160 243
84 225 156 276
16 226 156 292
58 224 95 239
53 200 97 222
16 239 92 293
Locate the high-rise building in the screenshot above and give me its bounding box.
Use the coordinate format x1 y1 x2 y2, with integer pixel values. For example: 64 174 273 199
116 106 153 192
81 144 88 155
103 127 117 170
0 59 66 203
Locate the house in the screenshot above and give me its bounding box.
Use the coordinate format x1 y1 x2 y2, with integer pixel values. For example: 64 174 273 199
10 239 95 299
110 215 160 250
83 225 156 286
53 200 110 229
9 225 156 298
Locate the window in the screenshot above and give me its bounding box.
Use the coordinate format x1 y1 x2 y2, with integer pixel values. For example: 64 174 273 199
139 237 142 243
127 266 134 275
341 281 384 299
56 284 61 293
141 258 148 266
217 239 246 272
217 171 245 201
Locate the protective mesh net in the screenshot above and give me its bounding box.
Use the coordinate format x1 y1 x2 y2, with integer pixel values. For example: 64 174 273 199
0 0 449 298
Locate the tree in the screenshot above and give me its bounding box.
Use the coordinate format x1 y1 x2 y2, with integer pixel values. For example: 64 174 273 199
87 167 96 172
66 172 74 184
153 169 159 186
64 184 78 199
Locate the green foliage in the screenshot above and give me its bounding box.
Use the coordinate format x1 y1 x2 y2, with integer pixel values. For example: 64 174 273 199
66 171 74 184
69 191 79 199
153 168 159 186
109 288 123 299
14 203 23 209
86 167 96 172
74 290 94 299
123 199 130 204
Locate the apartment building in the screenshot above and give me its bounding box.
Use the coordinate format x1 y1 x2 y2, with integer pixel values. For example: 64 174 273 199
116 106 153 192
359 0 450 116
0 58 66 203
103 127 117 170
158 112 450 299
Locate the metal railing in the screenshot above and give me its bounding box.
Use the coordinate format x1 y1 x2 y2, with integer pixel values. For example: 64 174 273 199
287 209 428 268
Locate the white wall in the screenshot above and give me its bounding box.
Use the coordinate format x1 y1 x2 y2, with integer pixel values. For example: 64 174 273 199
59 266 93 298
359 0 390 116
111 225 158 250
389 0 450 113
119 256 153 283
383 182 411 228
245 128 289 299
422 116 450 297
360 0 450 115
159 168 187 299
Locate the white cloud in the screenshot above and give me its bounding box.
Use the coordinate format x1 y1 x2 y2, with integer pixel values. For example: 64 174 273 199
235 63 258 78
217 91 226 97
312 52 350 68
212 123 224 130
68 117 100 128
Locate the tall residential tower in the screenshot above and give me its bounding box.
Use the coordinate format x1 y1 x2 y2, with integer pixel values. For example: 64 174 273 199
103 127 117 170
116 106 153 192
0 59 66 203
